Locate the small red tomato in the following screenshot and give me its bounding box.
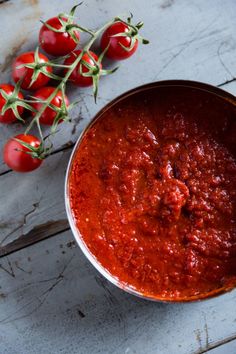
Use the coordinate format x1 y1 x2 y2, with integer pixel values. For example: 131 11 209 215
31 86 69 125
64 50 101 87
12 51 52 90
101 21 138 60
0 84 24 123
39 17 80 56
3 134 42 172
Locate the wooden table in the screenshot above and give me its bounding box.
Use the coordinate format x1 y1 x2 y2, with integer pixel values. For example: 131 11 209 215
0 0 236 353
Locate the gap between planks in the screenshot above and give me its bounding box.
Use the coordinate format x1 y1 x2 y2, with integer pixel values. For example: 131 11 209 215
0 222 70 258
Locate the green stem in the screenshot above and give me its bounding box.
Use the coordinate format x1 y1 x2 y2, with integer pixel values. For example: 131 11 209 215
18 98 46 104
66 24 95 36
24 19 115 139
36 118 44 142
45 63 72 69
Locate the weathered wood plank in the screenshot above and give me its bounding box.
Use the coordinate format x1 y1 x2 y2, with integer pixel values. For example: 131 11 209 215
0 230 236 354
0 220 68 258
0 79 235 258
0 0 236 173
0 149 71 255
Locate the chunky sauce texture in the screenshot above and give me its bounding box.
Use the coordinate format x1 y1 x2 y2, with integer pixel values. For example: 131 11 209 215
69 86 236 300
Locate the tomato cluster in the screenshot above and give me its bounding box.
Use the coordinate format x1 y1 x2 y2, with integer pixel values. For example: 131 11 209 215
0 6 147 172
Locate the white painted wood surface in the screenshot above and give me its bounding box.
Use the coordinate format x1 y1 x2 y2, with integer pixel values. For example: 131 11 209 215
1 230 236 354
0 0 236 353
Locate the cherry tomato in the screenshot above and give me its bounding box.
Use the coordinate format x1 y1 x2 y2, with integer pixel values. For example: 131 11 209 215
3 134 42 172
31 86 69 125
0 84 24 123
101 21 138 60
64 50 101 87
12 52 52 90
39 16 80 56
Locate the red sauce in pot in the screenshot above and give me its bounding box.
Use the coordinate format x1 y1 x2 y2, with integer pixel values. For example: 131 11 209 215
69 85 236 300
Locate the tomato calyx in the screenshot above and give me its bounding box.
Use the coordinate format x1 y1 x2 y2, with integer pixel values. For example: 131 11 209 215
16 47 61 88
41 3 92 43
113 14 149 52
29 85 74 130
80 49 118 102
0 81 35 122
14 135 52 160
48 88 76 132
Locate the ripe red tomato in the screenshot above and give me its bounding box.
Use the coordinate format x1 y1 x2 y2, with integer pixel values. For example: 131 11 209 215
101 21 138 60
39 16 80 56
12 52 52 90
64 50 101 86
0 84 24 123
31 86 69 125
3 134 43 172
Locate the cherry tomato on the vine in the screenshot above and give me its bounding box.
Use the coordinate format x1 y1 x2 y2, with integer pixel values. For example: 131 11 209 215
0 84 24 123
3 134 43 172
39 17 80 56
64 50 101 87
12 52 52 90
101 21 138 60
31 86 70 126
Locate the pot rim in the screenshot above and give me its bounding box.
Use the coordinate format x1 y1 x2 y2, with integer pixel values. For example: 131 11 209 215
64 80 236 303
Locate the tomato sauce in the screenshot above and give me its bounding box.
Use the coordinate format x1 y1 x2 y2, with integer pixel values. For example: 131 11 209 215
69 85 236 300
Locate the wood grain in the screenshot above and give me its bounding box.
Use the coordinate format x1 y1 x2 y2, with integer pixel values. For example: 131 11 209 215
0 220 69 257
